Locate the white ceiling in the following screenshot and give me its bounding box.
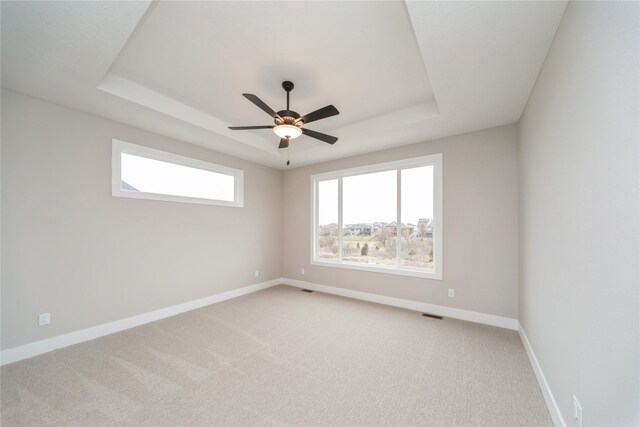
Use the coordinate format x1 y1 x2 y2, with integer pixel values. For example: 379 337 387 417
1 1 566 170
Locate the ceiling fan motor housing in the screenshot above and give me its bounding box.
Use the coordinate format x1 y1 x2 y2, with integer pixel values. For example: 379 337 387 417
275 110 301 126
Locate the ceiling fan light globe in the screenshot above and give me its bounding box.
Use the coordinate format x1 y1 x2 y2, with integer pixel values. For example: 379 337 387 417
273 124 302 140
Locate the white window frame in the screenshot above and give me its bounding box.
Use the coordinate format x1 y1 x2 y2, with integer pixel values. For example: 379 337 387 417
112 139 244 207
310 154 443 280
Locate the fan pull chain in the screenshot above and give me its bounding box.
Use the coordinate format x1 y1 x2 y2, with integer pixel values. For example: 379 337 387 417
286 144 290 166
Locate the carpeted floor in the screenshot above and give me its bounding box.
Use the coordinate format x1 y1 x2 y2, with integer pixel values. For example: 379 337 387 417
1 285 551 426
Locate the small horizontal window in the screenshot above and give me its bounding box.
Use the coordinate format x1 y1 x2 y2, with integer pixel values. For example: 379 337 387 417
112 139 243 207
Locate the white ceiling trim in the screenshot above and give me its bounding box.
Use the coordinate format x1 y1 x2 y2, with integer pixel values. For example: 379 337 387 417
333 99 440 140
98 72 441 163
98 73 281 158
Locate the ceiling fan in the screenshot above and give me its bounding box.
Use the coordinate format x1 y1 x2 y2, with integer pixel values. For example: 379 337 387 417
228 81 339 150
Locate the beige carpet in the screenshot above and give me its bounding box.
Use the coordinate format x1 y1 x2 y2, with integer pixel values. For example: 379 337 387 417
1 285 551 426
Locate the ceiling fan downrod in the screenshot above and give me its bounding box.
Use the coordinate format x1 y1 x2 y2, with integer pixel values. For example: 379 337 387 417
283 80 294 110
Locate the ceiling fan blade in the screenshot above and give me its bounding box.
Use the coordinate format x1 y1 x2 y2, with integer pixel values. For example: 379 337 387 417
299 105 339 125
242 94 280 118
278 138 289 149
228 125 275 130
301 128 338 144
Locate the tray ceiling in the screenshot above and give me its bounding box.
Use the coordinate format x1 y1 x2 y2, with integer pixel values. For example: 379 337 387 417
1 1 567 169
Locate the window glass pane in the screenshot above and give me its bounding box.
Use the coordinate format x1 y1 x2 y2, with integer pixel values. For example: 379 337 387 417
342 170 397 265
312 154 441 279
317 179 339 260
400 165 434 269
121 153 235 201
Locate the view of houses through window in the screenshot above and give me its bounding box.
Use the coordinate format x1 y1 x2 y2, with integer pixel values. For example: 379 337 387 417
314 157 439 276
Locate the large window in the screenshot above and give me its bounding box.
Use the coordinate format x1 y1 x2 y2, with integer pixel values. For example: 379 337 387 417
112 139 243 207
311 154 442 279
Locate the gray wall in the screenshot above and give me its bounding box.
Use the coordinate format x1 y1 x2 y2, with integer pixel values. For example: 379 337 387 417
282 125 519 320
1 90 282 350
518 2 639 425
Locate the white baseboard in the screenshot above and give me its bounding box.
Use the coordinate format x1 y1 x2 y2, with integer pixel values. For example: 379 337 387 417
518 324 566 427
1 277 519 366
0 279 281 366
280 278 518 330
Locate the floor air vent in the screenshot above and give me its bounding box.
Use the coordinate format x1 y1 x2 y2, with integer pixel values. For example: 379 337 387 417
301 289 314 293
422 313 443 320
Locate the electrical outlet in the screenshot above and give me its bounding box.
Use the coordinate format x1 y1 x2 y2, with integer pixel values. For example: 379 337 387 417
448 289 455 297
38 313 51 326
254 270 259 278
572 395 583 426
301 268 305 275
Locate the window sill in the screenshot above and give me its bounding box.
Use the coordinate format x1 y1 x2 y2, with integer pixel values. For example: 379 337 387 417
112 189 243 207
310 259 442 280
